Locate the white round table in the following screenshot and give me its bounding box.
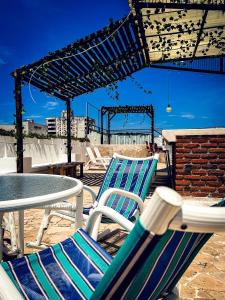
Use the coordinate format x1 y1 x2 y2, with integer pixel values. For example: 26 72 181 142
0 174 83 260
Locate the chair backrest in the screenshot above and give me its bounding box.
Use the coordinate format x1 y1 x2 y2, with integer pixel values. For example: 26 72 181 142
93 147 102 159
86 147 97 163
96 153 159 219
92 193 225 300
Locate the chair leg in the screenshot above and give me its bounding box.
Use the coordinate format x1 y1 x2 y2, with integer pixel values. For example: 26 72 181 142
27 208 51 249
8 213 18 252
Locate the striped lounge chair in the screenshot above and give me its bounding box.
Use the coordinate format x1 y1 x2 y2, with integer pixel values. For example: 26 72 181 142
1 186 225 300
28 153 159 248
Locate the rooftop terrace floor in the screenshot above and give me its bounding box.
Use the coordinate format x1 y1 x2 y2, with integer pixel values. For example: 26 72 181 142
4 164 225 299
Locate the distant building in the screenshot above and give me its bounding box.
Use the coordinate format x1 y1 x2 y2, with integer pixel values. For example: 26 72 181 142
45 110 95 138
0 120 47 136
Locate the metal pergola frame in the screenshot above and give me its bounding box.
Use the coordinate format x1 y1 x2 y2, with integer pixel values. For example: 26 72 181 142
12 0 224 173
100 105 154 145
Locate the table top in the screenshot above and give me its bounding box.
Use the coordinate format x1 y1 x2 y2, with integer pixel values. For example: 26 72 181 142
0 174 83 212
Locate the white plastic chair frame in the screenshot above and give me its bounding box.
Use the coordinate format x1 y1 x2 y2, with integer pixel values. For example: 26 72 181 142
1 186 225 300
85 147 109 170
93 147 111 164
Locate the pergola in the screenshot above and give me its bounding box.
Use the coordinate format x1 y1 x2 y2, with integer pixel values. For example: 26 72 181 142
100 105 154 144
12 0 225 172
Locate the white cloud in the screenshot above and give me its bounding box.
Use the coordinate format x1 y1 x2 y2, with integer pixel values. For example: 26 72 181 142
168 114 178 117
43 101 58 110
26 115 42 119
181 114 195 120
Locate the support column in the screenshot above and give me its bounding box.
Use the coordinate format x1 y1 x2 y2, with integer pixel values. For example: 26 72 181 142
66 100 71 163
14 72 23 173
151 106 154 145
107 112 110 144
100 107 104 144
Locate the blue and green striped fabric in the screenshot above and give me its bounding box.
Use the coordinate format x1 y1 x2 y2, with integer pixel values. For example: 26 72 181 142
84 155 158 220
2 228 112 300
92 199 225 300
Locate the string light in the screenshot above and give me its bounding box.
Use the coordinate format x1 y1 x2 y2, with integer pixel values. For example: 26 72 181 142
166 104 172 113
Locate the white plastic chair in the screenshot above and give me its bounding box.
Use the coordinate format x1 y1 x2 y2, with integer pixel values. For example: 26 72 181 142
85 147 109 170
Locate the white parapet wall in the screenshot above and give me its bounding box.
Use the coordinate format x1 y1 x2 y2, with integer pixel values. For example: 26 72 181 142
0 135 87 173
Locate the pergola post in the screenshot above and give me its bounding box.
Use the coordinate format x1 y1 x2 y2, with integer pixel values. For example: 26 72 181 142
100 107 104 144
151 105 154 145
14 72 23 173
66 100 72 163
107 112 110 144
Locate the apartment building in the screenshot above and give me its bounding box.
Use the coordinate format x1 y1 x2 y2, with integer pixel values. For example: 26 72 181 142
46 110 95 138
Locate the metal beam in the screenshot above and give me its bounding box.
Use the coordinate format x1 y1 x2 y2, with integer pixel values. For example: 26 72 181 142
14 72 23 173
192 10 208 59
149 64 225 75
136 2 225 11
66 101 72 163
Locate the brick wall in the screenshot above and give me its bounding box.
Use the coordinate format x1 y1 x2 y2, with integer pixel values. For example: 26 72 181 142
175 135 225 197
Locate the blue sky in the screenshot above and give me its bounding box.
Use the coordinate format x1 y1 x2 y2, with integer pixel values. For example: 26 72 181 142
0 0 224 131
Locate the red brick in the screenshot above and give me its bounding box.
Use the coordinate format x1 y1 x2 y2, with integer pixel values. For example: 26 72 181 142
210 159 225 164
189 186 201 191
185 143 200 149
175 186 184 191
208 148 225 153
201 143 217 148
192 192 208 197
180 191 192 196
191 164 202 169
176 170 186 175
219 154 225 159
185 175 201 180
218 187 225 192
209 138 225 143
204 164 218 169
219 164 225 170
176 164 185 168
184 154 201 159
211 192 223 198
176 148 191 154
176 175 184 180
192 181 205 186
176 138 192 143
176 180 191 186
200 186 216 192
192 148 208 154
192 170 207 175
176 158 190 164
201 154 218 159
201 176 217 181
206 181 221 187
190 138 209 143
192 159 208 164
208 170 224 176
175 143 184 148
218 143 225 147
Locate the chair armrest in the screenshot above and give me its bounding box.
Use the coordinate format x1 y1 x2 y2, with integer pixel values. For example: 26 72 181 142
83 185 97 203
98 188 144 213
0 266 23 300
86 206 134 240
86 188 143 240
